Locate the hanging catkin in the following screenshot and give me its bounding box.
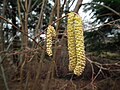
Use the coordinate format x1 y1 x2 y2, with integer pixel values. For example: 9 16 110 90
67 12 86 76
46 25 56 56
67 13 77 71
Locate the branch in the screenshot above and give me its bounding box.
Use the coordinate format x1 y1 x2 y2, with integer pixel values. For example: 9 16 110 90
74 0 83 13
49 0 58 24
0 16 42 48
56 0 60 30
85 19 120 31
0 64 9 90
35 0 46 34
0 16 19 29
82 2 120 17
97 13 117 18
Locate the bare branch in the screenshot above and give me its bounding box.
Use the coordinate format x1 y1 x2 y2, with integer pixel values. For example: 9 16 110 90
82 2 120 17
35 0 46 34
49 0 58 24
74 0 83 13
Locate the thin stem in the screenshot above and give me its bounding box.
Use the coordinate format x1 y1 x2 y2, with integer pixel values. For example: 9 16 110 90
0 63 9 90
35 0 46 34
49 0 58 24
56 0 60 30
82 2 120 17
74 0 83 13
0 16 43 48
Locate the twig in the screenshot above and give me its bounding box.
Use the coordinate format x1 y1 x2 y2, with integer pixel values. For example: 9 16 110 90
20 57 26 89
68 0 74 10
35 0 46 35
49 0 58 24
56 0 60 30
0 16 19 29
82 2 120 17
89 60 95 81
50 15 68 26
0 62 9 90
61 0 67 10
91 68 101 83
74 0 83 13
24 70 30 90
70 79 77 90
59 83 68 90
30 0 42 12
85 19 120 31
33 14 68 40
28 0 31 13
32 45 46 90
20 0 25 12
0 35 17 64
0 16 44 49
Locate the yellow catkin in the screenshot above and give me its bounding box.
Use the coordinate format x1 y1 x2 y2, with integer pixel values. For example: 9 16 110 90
67 13 77 71
67 12 86 76
46 25 56 56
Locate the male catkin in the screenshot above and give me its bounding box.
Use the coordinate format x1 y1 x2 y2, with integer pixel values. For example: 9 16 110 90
46 25 56 56
67 12 86 76
67 13 77 71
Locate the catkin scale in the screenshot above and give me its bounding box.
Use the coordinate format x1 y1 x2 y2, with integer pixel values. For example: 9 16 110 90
67 12 86 76
46 25 56 56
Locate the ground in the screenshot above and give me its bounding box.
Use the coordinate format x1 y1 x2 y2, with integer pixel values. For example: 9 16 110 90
0 55 120 90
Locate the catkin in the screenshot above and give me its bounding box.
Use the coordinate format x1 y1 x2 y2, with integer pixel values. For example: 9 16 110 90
67 12 86 76
46 25 56 56
67 13 77 71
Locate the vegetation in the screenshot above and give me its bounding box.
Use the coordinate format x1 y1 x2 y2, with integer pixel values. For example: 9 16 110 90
84 0 120 55
0 0 120 90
